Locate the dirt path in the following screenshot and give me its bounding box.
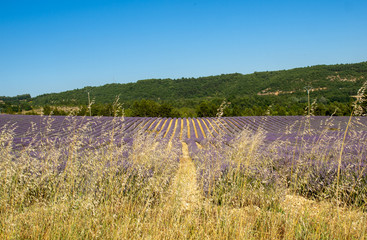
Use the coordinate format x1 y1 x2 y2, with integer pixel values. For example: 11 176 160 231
169 142 201 211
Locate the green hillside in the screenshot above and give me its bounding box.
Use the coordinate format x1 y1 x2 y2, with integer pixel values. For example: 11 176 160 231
2 61 367 117
33 62 367 105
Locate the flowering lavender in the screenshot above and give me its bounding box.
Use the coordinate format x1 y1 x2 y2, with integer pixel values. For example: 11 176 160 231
1 114 367 207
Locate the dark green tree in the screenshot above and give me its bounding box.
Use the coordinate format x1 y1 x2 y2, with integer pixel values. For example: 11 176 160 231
196 101 217 117
43 105 52 115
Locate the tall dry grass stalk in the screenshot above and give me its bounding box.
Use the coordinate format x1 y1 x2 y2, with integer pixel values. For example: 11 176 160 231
337 81 367 207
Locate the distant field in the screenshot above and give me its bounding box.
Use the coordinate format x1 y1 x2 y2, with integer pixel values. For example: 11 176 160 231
2 114 366 147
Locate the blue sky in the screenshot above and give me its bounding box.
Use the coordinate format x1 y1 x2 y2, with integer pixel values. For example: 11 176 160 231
1 0 366 97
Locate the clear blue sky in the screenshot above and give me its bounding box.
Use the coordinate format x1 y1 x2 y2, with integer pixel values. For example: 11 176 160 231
1 0 366 97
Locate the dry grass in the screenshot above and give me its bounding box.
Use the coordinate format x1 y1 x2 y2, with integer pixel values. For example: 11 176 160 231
1 114 367 239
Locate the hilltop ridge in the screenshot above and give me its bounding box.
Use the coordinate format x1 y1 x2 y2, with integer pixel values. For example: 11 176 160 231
1 61 367 116
31 61 367 106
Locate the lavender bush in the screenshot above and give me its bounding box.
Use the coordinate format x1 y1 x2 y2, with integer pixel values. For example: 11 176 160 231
189 116 367 208
0 115 180 211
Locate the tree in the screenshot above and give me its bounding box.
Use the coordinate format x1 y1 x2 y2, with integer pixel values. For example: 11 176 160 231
196 101 217 117
158 103 180 118
43 105 52 115
131 99 159 117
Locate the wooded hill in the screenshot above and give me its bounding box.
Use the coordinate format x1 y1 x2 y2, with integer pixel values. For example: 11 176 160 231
33 62 367 106
2 61 367 116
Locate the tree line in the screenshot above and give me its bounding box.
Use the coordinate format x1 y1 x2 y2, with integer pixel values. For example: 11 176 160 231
2 97 358 117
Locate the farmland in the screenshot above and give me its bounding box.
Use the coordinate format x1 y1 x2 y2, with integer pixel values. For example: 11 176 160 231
1 114 367 239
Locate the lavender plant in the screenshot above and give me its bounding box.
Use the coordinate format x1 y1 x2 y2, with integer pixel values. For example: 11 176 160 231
1 112 367 239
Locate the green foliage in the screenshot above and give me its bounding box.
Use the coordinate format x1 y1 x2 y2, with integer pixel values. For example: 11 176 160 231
196 101 217 117
30 62 367 108
129 99 179 117
2 62 367 117
43 105 68 116
0 94 31 103
43 105 52 115
0 94 33 114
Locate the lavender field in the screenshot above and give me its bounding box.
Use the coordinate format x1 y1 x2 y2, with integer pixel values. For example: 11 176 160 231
1 114 367 239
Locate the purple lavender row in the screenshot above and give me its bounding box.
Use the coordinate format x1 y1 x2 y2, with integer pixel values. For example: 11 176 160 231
219 118 238 134
186 118 196 140
162 118 176 139
151 118 167 138
225 117 243 132
155 118 171 139
200 118 219 138
145 118 161 134
234 117 258 132
192 118 205 141
173 118 182 139
209 118 233 136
